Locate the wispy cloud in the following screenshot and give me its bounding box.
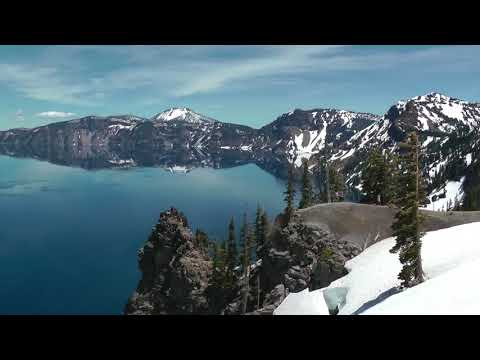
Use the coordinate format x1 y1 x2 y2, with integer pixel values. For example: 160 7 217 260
1 45 479 108
36 111 76 118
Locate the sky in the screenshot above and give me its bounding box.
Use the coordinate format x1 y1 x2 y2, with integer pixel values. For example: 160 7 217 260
1 45 479 130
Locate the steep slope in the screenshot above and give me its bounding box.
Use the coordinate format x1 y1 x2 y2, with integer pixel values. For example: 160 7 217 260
331 93 480 210
256 108 379 172
274 222 480 315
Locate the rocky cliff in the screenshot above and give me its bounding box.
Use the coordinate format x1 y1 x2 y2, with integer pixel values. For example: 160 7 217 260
124 208 212 315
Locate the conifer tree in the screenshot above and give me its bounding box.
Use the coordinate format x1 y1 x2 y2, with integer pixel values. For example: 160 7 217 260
254 204 263 256
299 160 313 209
284 164 296 223
207 240 229 312
239 213 254 313
390 132 426 288
254 205 269 310
225 217 238 284
315 153 328 203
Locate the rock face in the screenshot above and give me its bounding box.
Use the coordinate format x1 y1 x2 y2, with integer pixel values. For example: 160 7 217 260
256 212 361 313
124 208 212 315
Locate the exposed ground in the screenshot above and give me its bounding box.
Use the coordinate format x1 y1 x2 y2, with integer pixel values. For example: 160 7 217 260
296 202 480 250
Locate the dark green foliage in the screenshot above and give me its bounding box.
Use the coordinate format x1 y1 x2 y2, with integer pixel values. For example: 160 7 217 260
226 217 238 271
239 213 255 314
315 153 328 203
360 148 396 205
195 229 209 248
320 246 333 261
284 165 296 223
239 213 254 272
390 132 426 288
254 205 270 260
299 160 313 209
328 166 345 202
206 240 230 311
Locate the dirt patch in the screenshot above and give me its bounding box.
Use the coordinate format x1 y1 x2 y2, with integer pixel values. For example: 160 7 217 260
296 202 480 250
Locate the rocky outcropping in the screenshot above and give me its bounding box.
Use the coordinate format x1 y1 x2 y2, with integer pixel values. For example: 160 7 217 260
124 208 212 315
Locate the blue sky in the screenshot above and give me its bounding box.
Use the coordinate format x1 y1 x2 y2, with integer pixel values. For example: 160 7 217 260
1 45 479 130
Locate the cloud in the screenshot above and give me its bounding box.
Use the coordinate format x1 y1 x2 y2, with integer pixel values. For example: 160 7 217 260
15 109 24 121
36 111 76 118
1 45 480 107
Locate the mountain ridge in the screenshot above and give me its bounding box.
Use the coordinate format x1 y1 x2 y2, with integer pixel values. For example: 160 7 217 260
1 92 479 209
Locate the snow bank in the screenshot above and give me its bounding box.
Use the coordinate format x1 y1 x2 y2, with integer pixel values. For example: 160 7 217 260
274 288 329 315
275 222 480 315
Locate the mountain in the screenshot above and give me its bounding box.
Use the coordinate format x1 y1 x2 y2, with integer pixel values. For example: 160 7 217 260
1 93 480 207
330 93 480 210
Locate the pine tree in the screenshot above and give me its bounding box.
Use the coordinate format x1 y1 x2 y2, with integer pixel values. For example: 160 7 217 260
390 132 426 288
254 205 269 310
325 150 332 203
225 217 238 284
284 164 296 223
315 154 327 203
239 213 254 313
254 204 263 256
329 166 345 202
299 160 313 209
360 148 396 205
207 240 230 312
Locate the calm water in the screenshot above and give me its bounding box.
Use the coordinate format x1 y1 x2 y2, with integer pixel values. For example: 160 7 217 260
0 156 286 314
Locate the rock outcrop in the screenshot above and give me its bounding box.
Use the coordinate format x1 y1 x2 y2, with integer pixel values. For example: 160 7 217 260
124 208 212 315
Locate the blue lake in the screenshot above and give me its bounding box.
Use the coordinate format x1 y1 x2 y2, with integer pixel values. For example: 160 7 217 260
0 156 286 314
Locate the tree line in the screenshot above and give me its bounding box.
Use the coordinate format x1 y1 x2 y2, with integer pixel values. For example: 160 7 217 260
206 204 270 313
359 132 427 288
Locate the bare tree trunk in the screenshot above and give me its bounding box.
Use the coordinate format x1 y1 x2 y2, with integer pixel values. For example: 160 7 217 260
242 265 250 314
257 274 260 310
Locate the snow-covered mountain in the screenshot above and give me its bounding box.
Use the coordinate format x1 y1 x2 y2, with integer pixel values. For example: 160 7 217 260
325 93 480 211
274 222 480 315
152 107 217 124
258 108 380 168
1 93 479 208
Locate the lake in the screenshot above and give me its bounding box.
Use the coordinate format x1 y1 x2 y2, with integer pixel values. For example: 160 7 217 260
0 156 286 314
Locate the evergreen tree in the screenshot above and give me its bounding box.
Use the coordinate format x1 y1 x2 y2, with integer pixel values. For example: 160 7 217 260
329 166 345 202
315 154 328 203
207 240 228 311
254 204 263 256
284 165 296 223
390 132 426 288
225 217 238 284
239 213 254 270
360 147 398 205
254 205 269 310
299 160 313 209
195 228 209 248
239 212 254 313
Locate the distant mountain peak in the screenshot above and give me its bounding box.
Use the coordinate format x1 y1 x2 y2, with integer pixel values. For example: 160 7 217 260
152 107 216 124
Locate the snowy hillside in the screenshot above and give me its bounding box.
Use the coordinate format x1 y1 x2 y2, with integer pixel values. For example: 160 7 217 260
274 222 480 315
